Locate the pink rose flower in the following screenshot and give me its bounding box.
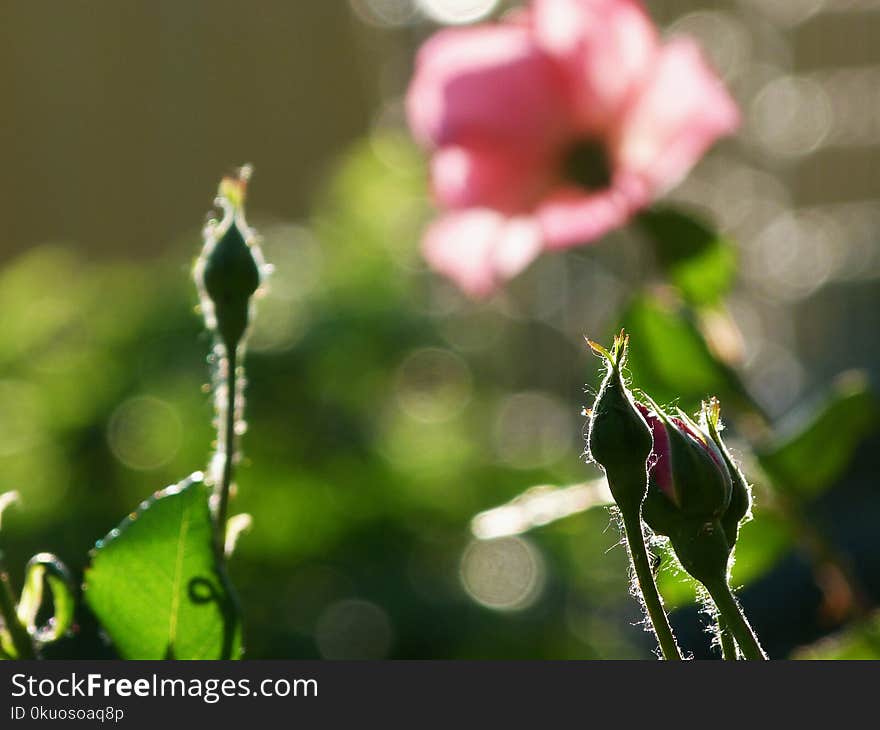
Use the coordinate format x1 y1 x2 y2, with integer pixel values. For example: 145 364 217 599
407 0 740 297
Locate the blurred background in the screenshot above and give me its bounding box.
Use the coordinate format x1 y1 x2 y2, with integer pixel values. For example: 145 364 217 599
1 0 879 659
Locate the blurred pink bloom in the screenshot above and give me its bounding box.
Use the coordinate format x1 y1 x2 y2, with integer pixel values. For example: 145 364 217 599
407 0 740 297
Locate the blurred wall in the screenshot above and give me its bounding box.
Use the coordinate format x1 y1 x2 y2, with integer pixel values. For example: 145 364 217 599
0 1 375 260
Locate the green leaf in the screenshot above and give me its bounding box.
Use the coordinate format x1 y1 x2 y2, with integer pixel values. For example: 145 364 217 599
639 207 737 307
619 293 744 410
757 372 878 498
84 473 241 659
17 553 75 645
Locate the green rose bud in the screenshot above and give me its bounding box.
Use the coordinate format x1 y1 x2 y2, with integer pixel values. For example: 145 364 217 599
194 165 265 351
586 333 653 514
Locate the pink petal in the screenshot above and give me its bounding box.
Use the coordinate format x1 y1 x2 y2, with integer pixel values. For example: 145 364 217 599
635 403 677 504
430 143 553 213
532 0 658 132
422 210 543 298
535 173 649 249
616 38 740 194
406 24 570 151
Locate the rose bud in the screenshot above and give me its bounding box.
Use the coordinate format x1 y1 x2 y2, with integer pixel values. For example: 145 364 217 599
637 397 753 585
194 165 266 352
635 399 732 530
586 333 653 513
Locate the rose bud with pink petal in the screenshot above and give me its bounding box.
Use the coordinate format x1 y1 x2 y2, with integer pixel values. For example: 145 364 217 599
406 0 740 297
635 400 732 528
636 397 753 585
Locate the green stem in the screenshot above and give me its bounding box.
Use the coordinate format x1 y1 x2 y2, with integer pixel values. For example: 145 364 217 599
705 577 767 660
621 511 682 660
214 344 238 561
0 557 34 659
717 615 738 660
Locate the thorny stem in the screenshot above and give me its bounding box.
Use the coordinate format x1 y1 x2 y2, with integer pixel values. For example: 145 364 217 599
0 555 34 659
621 510 682 660
705 576 767 660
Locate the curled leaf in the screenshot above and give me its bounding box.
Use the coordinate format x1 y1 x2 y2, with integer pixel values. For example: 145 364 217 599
224 513 252 558
17 553 75 645
0 492 19 532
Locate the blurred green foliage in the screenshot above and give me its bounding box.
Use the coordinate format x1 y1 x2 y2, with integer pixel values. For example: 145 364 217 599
757 372 878 499
638 208 737 308
621 293 736 409
794 612 880 659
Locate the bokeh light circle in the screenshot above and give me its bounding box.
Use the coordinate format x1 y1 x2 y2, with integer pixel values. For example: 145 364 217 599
460 537 545 611
395 347 472 423
107 396 182 471
316 599 394 659
417 0 499 24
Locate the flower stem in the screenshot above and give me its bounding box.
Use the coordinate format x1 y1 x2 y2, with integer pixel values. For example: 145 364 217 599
621 511 682 660
717 615 738 660
0 556 34 659
214 345 238 559
705 576 767 660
